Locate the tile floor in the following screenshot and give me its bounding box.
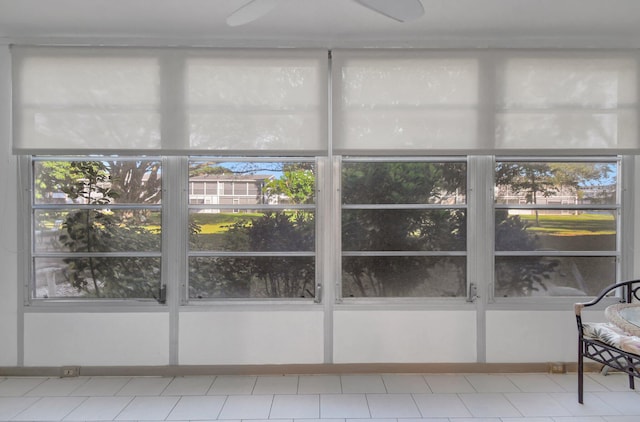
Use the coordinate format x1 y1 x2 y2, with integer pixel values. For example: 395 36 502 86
0 372 639 421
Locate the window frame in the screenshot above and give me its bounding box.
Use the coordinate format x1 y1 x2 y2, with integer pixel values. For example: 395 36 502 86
491 155 624 304
25 155 165 306
185 156 321 304
336 155 470 303
21 153 634 309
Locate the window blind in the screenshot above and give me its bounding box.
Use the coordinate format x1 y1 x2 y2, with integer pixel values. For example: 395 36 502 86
333 49 639 154
495 53 638 151
12 46 640 155
12 47 328 155
332 50 482 154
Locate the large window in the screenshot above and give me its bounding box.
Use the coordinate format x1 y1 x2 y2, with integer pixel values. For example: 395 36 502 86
340 158 467 298
27 155 626 304
187 159 317 300
494 158 619 298
31 157 163 300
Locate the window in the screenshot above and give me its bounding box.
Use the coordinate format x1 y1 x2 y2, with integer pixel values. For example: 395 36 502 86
31 157 163 300
26 154 627 304
187 159 317 300
494 158 619 297
340 158 467 298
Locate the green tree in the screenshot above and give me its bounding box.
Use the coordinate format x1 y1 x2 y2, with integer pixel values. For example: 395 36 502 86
494 210 558 296
265 169 315 204
189 167 316 299
341 162 466 297
495 163 557 225
41 160 162 299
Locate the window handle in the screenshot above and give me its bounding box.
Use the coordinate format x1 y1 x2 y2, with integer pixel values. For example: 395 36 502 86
467 282 478 303
314 283 322 303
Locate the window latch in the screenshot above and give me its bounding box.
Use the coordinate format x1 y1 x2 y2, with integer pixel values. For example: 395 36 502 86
467 282 478 303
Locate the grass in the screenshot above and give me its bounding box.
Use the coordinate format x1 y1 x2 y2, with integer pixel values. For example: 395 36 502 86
518 213 616 236
191 212 262 234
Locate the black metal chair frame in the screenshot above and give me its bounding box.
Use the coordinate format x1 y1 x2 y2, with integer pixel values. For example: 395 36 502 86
575 279 640 403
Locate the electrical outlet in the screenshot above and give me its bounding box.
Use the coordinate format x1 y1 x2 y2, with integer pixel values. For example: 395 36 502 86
61 366 80 377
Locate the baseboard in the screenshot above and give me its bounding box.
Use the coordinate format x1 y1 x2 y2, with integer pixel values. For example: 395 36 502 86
0 362 601 377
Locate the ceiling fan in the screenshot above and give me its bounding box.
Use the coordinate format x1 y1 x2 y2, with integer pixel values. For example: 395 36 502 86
226 0 425 26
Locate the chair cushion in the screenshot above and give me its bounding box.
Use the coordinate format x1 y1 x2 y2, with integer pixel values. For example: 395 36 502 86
582 322 640 356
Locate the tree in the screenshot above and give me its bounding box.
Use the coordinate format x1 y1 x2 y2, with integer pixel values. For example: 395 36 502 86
189 168 316 298
495 162 557 225
494 210 558 296
264 169 315 204
550 162 615 205
341 162 467 297
40 160 162 299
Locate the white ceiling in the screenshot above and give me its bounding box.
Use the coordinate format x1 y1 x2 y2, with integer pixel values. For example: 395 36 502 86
1 0 640 48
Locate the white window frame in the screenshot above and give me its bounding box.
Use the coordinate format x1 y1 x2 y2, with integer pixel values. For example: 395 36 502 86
336 155 470 304
490 155 629 306
185 156 321 304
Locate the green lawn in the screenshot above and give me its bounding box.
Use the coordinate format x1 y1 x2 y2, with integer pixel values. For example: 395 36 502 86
191 212 261 234
518 213 615 236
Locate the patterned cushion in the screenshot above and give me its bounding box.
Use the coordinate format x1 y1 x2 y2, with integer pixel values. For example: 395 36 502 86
582 322 640 356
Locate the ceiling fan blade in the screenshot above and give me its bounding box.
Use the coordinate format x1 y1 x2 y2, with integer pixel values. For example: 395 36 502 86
355 0 424 22
226 0 282 27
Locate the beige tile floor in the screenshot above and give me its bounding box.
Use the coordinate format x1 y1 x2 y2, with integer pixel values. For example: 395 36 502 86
0 372 639 421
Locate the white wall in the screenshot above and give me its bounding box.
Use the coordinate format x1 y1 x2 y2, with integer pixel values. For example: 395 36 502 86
24 313 170 366
180 311 325 365
486 311 579 363
333 310 477 363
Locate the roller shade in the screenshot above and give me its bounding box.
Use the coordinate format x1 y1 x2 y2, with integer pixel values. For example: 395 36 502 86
13 46 640 155
495 53 638 151
12 46 328 155
332 50 482 154
333 49 639 154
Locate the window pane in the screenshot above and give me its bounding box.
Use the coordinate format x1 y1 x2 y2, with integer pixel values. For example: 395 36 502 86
341 159 467 299
495 256 616 297
34 257 161 299
189 160 315 204
343 209 465 251
190 210 314 252
495 209 616 252
32 158 163 301
494 159 618 298
495 161 617 205
34 209 161 253
189 257 315 299
34 160 162 205
342 256 466 298
188 159 317 300
342 162 466 204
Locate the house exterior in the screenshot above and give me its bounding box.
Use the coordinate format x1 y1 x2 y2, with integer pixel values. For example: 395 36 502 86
188 173 273 209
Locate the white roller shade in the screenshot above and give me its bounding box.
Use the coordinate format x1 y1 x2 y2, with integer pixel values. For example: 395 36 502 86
12 47 328 155
332 50 481 154
333 49 639 154
13 48 162 153
186 50 327 153
495 53 638 151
